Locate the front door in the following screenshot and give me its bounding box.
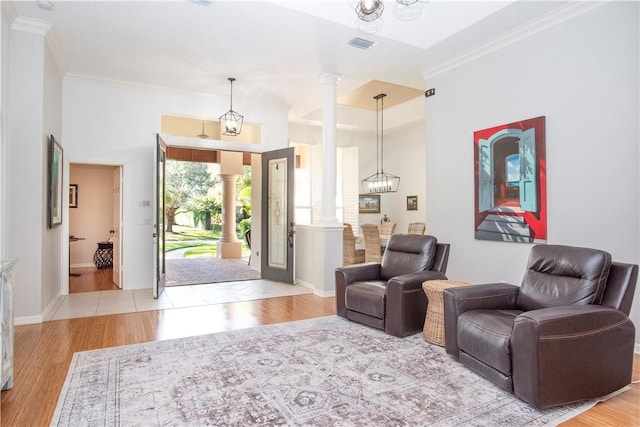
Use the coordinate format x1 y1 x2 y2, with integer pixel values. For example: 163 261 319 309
153 134 167 298
261 147 294 284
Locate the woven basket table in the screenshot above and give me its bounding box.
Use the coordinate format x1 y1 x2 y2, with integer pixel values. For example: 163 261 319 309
422 280 469 346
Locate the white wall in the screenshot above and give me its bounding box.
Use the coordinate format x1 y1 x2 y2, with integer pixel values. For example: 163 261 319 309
0 4 11 262
41 30 63 313
424 2 640 343
61 77 289 293
7 23 64 321
69 164 116 266
369 121 426 234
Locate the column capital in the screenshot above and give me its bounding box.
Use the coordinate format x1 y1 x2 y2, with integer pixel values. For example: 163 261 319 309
318 72 342 85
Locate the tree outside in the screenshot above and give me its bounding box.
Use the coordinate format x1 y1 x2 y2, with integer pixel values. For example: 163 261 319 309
165 160 253 258
165 160 216 233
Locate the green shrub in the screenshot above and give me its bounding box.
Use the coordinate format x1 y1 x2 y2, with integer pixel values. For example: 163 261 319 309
238 218 251 238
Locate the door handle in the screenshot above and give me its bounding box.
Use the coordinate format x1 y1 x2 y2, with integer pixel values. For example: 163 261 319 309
288 222 295 248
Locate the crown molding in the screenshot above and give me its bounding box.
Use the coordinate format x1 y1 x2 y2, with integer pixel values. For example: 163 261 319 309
45 29 67 76
421 1 608 81
1 1 17 24
10 16 66 76
10 16 50 35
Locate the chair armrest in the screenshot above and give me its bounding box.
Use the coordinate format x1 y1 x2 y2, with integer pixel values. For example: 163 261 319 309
388 270 448 293
443 283 520 358
384 271 447 337
511 305 635 408
335 263 381 318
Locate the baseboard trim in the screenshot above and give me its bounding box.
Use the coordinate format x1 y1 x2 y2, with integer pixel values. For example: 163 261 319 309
42 293 65 322
15 314 43 325
314 289 336 298
71 262 95 268
15 294 66 325
635 343 640 354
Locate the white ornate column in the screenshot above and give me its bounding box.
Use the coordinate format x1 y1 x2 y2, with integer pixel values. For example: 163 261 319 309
218 151 243 259
319 72 341 225
293 73 343 297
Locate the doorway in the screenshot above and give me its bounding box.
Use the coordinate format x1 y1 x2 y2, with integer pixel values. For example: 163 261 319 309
161 146 258 288
68 163 123 293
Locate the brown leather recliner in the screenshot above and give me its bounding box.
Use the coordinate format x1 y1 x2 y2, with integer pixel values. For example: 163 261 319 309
335 234 450 337
444 244 638 409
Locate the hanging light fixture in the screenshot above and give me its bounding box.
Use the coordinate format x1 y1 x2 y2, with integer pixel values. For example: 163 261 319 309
361 93 400 194
197 120 209 139
354 0 426 34
394 0 423 21
355 0 384 22
219 77 244 136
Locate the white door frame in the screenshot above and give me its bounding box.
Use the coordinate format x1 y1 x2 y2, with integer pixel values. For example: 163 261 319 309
63 161 125 295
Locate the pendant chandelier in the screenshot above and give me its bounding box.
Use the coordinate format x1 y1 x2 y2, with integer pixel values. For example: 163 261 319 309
197 120 209 139
361 93 400 194
219 77 244 136
355 0 384 22
355 0 424 34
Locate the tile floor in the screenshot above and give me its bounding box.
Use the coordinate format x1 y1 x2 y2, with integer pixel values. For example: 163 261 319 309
48 280 313 321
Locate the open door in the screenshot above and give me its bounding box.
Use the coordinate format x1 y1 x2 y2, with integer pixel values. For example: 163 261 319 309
478 138 493 212
261 147 295 284
518 128 537 212
153 134 167 298
112 167 122 288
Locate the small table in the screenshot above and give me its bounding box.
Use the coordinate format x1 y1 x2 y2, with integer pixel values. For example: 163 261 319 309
93 241 113 269
422 280 470 346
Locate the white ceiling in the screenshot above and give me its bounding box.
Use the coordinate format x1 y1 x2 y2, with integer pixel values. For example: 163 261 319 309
8 0 572 129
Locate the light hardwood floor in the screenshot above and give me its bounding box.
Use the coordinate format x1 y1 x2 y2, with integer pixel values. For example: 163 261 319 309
1 276 638 425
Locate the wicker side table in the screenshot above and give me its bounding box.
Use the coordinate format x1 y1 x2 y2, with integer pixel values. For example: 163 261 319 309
422 280 469 346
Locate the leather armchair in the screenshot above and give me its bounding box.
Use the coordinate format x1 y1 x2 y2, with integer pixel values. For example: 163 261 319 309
444 244 638 409
335 234 450 337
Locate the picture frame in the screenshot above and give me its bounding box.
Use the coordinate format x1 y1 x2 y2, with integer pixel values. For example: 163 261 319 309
406 195 418 211
69 184 78 208
48 135 63 228
473 116 547 243
359 194 380 214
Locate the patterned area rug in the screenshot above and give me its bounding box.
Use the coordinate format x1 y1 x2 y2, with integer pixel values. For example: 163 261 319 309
51 316 617 426
166 258 260 286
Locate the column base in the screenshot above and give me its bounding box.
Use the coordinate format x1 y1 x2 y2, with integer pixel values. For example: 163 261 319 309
217 241 243 259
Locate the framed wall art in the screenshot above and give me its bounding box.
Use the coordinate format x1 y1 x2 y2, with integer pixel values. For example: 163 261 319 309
359 194 380 214
48 135 63 228
406 195 418 211
473 116 547 243
69 184 78 208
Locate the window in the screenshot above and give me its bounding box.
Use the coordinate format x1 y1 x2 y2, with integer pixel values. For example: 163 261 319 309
506 154 520 187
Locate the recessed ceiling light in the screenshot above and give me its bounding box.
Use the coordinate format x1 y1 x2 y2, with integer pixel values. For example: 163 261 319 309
348 37 377 50
37 0 54 11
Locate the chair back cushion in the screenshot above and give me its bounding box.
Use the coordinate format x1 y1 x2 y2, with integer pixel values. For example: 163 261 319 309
517 244 612 311
601 262 638 315
380 234 437 280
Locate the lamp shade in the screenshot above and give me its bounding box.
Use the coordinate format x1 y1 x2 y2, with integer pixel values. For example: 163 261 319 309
362 171 400 193
219 110 243 136
219 77 244 136
356 0 384 22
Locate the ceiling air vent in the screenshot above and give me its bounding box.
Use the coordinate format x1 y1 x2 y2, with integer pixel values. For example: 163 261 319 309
348 37 377 50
